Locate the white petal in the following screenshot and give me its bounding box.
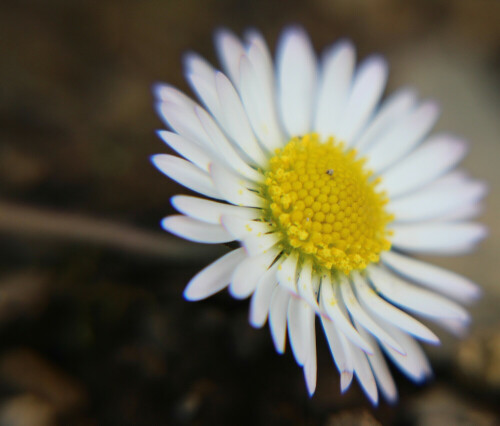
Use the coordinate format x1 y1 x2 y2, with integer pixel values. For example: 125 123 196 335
367 265 470 322
269 285 290 354
389 177 487 223
320 315 354 389
390 222 487 255
416 169 468 189
244 32 285 148
381 251 481 303
194 106 263 182
336 55 388 146
154 83 197 107
356 325 398 403
434 317 468 337
183 248 246 301
154 84 215 148
354 87 417 152
352 272 439 344
183 52 216 91
161 215 233 244
314 40 355 139
171 195 258 225
319 274 374 354
297 258 319 309
152 154 221 199
303 312 317 396
276 26 317 136
220 214 273 240
240 232 280 257
435 203 484 222
378 320 432 383
276 251 299 294
249 263 279 327
287 296 313 366
381 133 468 198
156 101 214 150
187 72 223 123
221 215 280 256
210 163 264 207
157 130 212 171
366 101 440 172
311 274 320 298
343 337 379 405
244 29 274 88
214 28 245 87
230 247 278 299
339 276 405 354
239 55 283 152
215 72 268 167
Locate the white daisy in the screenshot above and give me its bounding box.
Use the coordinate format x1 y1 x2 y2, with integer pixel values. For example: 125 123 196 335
151 26 487 404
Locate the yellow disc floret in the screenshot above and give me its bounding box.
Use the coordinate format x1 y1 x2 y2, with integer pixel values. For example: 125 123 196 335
261 133 393 275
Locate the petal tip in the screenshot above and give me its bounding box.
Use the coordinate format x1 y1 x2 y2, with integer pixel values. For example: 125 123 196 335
282 24 307 39
340 371 353 393
214 26 233 43
160 216 174 233
385 390 399 405
425 334 441 346
306 381 316 397
152 82 168 100
170 195 183 212
366 53 388 70
274 342 286 355
182 51 199 72
183 285 199 302
150 153 166 171
277 25 310 55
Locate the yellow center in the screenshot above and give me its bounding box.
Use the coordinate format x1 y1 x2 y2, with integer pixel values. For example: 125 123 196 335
262 133 393 275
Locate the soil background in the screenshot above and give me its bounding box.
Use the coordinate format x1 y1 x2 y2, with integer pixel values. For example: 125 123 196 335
1 0 500 425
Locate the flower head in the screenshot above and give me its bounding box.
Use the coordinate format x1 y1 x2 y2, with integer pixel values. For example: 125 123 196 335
152 26 487 404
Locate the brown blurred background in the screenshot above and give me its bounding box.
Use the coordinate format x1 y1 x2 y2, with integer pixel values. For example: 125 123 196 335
1 0 500 425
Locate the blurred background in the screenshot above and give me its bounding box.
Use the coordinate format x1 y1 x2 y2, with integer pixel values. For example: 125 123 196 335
1 0 500 424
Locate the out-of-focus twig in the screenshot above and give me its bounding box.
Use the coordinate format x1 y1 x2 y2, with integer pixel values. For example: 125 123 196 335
0 200 223 262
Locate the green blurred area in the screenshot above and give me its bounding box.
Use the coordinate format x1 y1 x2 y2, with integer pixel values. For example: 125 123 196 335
0 0 499 424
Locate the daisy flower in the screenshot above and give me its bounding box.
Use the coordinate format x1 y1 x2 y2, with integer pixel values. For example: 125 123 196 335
151 26 487 404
